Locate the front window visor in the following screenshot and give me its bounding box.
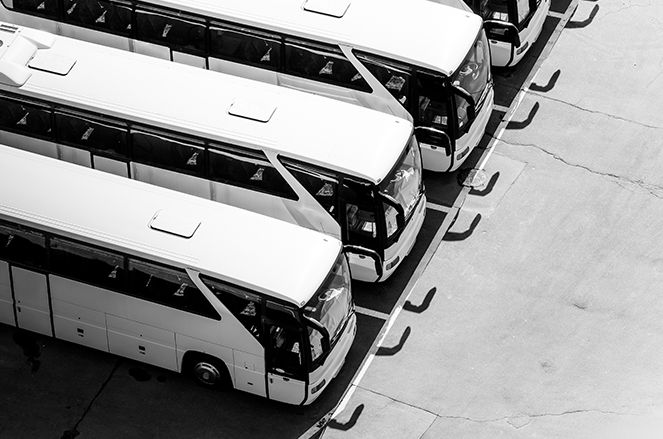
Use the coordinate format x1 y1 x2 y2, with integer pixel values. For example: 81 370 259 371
303 253 352 363
379 136 423 237
452 31 490 131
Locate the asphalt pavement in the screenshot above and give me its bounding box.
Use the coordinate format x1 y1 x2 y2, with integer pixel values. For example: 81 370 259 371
324 0 663 437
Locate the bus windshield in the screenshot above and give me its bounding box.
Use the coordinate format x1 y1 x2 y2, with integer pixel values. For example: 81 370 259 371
304 253 352 362
380 136 423 238
452 31 491 130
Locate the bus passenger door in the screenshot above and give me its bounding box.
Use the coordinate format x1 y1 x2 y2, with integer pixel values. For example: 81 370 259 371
12 267 52 336
264 302 306 405
0 261 15 326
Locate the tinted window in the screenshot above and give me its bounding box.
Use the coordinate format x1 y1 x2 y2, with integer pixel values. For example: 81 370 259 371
63 0 132 36
208 146 297 199
0 96 52 139
283 162 338 216
0 223 46 269
50 237 125 290
203 277 262 341
132 129 205 176
209 24 281 71
356 53 412 108
135 8 206 54
11 0 58 18
55 111 128 158
285 39 371 92
128 259 219 319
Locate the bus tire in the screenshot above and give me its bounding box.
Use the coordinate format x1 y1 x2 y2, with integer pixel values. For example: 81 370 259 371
185 353 232 390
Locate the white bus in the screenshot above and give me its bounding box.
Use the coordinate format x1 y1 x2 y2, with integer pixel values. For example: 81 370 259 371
0 144 356 405
0 0 494 172
446 0 550 67
0 22 426 283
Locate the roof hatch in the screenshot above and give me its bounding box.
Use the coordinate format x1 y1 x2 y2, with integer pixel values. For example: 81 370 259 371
149 210 201 238
228 98 276 122
28 51 76 76
303 0 351 18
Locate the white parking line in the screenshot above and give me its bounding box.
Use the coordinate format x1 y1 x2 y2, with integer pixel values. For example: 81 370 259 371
548 10 565 19
426 202 453 213
354 306 390 321
493 104 510 113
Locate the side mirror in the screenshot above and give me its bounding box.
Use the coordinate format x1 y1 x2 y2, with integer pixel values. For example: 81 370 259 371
484 20 522 48
414 126 452 156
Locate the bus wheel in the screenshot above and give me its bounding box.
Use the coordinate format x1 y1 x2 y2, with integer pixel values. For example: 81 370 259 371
187 354 231 389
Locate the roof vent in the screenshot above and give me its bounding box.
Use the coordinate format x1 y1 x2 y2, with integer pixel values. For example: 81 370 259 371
28 51 75 75
149 210 201 238
303 0 351 18
228 98 276 122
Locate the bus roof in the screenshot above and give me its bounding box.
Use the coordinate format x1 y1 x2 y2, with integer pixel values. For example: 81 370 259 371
0 145 342 308
159 0 483 75
0 24 413 184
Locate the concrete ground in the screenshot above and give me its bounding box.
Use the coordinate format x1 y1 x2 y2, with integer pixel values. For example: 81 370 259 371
325 0 663 437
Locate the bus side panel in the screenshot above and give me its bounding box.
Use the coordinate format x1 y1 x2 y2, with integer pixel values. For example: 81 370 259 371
0 132 57 159
0 260 15 326
51 299 109 352
172 51 206 69
12 266 52 336
208 58 278 85
57 23 132 51
232 349 266 397
210 181 297 227
106 313 178 371
93 155 129 178
57 144 92 168
132 40 170 61
131 163 211 200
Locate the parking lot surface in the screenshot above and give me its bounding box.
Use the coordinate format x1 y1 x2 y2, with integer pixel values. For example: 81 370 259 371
3 1 661 438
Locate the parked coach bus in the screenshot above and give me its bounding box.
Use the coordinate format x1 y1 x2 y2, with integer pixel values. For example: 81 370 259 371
440 0 550 67
0 0 494 172
0 22 426 283
0 144 356 405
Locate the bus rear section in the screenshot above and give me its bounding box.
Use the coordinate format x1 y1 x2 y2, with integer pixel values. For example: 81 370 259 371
0 144 356 405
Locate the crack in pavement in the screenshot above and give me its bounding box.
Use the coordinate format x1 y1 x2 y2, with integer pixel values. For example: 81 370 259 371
492 136 663 200
496 83 663 131
355 385 631 433
527 91 663 131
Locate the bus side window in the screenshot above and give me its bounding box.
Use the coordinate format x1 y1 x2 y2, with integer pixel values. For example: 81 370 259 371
0 96 52 140
131 128 205 177
49 237 126 290
355 53 412 108
284 39 371 92
209 24 281 71
202 276 262 342
341 181 377 246
282 161 338 216
62 0 132 36
0 223 46 269
11 0 59 18
264 302 305 378
55 111 129 159
135 7 207 55
127 259 219 319
208 145 298 199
